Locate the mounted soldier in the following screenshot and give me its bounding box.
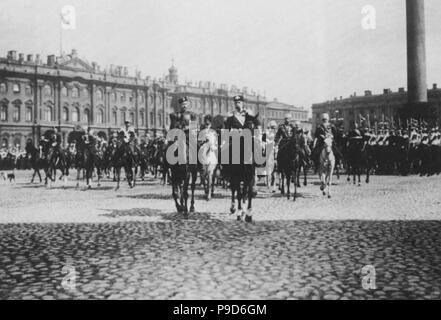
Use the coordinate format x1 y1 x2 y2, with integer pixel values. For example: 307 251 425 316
170 96 191 131
312 113 337 170
274 113 294 148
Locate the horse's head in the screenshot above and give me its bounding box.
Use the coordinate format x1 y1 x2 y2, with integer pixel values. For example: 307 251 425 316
324 137 333 153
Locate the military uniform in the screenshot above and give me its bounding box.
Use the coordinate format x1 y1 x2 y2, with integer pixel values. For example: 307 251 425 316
274 123 294 147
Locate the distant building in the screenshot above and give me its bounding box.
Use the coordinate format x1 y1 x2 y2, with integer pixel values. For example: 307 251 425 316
311 86 441 133
265 99 310 130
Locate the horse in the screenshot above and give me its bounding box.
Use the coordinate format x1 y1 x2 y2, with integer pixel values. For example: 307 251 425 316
198 127 218 201
112 133 139 190
139 142 149 181
167 128 199 218
38 138 70 187
225 113 261 222
25 142 46 183
345 135 371 186
294 132 311 188
68 131 96 189
276 132 301 201
318 137 335 198
147 137 168 185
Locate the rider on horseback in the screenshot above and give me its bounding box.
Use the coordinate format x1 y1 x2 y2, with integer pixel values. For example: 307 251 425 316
170 96 190 130
119 120 141 155
48 128 67 166
312 113 338 169
275 113 294 148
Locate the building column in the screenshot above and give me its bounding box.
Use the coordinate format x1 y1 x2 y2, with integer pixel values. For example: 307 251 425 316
406 0 427 104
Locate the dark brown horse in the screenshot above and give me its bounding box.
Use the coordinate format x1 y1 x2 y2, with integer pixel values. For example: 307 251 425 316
276 133 302 201
224 113 261 223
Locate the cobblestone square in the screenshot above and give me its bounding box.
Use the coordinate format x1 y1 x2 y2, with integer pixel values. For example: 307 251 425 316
1 171 441 299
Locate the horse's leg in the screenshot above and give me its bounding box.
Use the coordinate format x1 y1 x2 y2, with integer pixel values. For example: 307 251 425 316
182 174 190 217
115 167 121 191
352 165 356 185
172 182 182 213
31 169 36 183
189 170 197 213
133 165 138 187
286 172 291 200
97 167 101 187
86 167 92 189
280 173 285 195
293 169 297 201
210 166 216 198
230 182 237 215
357 166 361 187
303 165 307 186
245 179 253 223
296 166 301 188
366 160 370 184
236 180 244 221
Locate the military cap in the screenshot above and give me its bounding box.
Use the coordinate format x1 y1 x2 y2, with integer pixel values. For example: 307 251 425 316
178 96 189 104
233 95 245 102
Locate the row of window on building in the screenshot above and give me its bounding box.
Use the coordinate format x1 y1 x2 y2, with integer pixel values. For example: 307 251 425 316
268 110 307 120
0 103 173 127
0 81 152 104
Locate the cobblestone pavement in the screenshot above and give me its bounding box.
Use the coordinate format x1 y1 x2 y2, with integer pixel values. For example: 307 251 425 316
1 170 441 299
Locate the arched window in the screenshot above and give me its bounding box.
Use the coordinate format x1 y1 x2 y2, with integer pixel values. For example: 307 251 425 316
96 89 103 100
121 93 126 102
83 109 90 123
1 105 7 121
148 95 154 106
165 112 169 125
25 85 32 96
13 105 20 122
44 84 52 97
43 105 53 121
1 138 8 148
82 88 89 98
121 111 126 125
112 91 117 101
97 109 104 124
62 107 69 122
71 87 79 98
157 113 162 127
0 83 7 93
112 110 117 125
26 106 32 122
61 86 68 97
12 83 20 93
150 112 154 125
130 112 135 124
139 111 144 126
72 107 80 122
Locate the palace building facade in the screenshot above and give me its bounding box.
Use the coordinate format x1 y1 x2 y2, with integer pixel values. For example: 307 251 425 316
265 99 311 131
311 86 441 133
0 49 300 148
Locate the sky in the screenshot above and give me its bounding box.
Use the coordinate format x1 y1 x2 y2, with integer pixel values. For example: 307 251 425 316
1 0 441 114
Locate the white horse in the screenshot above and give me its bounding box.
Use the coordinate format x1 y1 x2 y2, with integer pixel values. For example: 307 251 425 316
318 137 335 198
199 128 218 200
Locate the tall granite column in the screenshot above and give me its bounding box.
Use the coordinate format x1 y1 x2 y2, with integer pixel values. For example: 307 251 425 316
406 0 427 104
